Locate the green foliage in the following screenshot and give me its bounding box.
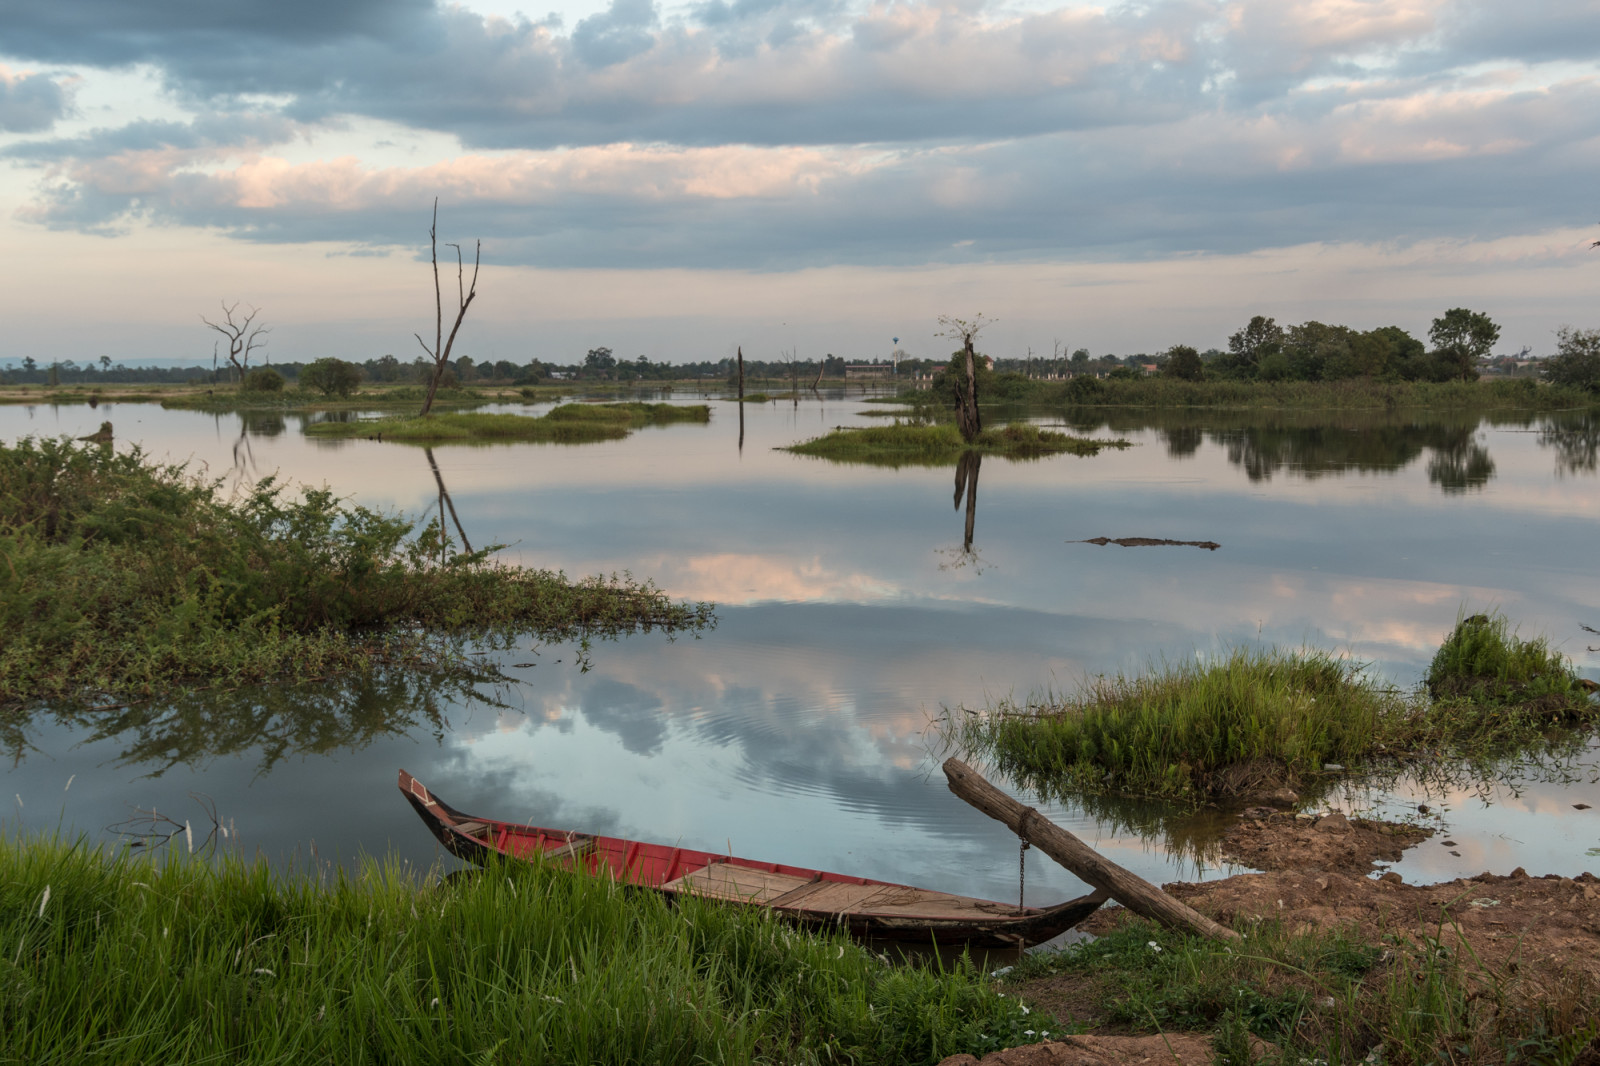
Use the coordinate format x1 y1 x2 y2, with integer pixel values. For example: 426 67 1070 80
1162 345 1205 381
959 626 1598 805
783 421 1129 467
241 366 285 392
0 437 712 708
1430 308 1500 382
964 648 1393 803
1426 612 1588 710
0 837 1036 1065
1543 327 1600 393
304 403 710 444
892 375 1599 410
299 357 364 398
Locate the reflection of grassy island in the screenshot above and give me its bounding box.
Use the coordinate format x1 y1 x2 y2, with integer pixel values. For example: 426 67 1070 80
303 403 710 443
955 615 1597 806
0 437 712 710
784 421 1130 466
0 839 1038 1064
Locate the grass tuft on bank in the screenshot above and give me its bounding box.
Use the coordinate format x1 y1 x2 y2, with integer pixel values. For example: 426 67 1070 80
784 421 1130 466
0 437 712 709
1003 914 1597 1065
957 618 1597 804
303 402 710 443
0 836 1038 1065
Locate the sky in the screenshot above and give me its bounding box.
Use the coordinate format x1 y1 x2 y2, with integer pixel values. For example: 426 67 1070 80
0 0 1597 367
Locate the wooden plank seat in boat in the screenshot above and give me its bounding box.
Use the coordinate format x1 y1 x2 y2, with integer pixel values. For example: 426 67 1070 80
660 861 813 904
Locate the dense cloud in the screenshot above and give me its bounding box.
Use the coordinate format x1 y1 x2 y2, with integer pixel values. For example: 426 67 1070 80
1 0 1597 268
0 66 69 133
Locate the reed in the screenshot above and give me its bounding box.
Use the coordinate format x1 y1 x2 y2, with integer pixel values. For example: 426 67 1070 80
784 422 1129 466
304 403 710 443
0 836 1037 1065
958 631 1597 804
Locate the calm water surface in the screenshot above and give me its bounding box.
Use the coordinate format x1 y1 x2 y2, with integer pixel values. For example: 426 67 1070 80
2 396 1598 902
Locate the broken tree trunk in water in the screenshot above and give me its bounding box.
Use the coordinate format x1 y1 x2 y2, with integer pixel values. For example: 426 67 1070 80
942 757 1241 942
956 334 981 443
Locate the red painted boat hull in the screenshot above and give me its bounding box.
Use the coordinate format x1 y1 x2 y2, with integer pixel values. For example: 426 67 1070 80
398 769 1105 947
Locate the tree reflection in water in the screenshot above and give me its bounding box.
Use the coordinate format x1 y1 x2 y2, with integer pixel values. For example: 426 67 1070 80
938 451 989 572
1055 407 1600 494
1540 411 1599 476
45 667 507 777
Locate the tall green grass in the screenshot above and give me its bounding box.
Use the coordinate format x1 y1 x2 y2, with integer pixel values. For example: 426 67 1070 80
0 437 712 709
958 624 1597 804
304 403 710 443
0 837 1037 1065
784 422 1129 467
965 649 1394 803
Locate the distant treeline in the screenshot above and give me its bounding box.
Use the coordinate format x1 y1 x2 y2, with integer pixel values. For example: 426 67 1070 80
5 309 1595 392
0 349 904 388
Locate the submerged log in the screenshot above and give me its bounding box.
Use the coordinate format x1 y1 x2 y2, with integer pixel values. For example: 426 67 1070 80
943 757 1241 942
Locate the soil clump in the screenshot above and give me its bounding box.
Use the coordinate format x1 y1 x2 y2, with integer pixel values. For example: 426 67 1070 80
938 1031 1269 1065
1221 808 1432 875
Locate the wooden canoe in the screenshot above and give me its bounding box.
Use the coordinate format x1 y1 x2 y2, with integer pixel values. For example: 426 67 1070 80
398 769 1107 947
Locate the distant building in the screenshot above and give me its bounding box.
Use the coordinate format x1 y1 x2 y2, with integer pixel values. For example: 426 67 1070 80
844 364 892 379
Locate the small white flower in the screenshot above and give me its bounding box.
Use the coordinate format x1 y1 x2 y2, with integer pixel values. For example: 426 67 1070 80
253 968 275 977
1023 1030 1036 1037
1147 941 1161 953
429 997 440 1008
1020 1005 1030 1015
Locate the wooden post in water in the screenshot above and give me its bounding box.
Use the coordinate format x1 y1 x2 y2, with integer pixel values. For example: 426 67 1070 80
942 758 1240 942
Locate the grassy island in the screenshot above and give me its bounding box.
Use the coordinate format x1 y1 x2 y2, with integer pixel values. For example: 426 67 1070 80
954 614 1598 805
783 421 1131 466
303 403 711 444
0 838 1038 1065
0 437 712 711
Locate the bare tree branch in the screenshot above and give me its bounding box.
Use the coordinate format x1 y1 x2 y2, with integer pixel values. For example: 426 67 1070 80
416 200 482 417
200 301 269 386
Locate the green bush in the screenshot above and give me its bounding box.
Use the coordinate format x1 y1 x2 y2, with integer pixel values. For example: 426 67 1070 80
241 366 285 392
1543 327 1600 393
0 437 711 706
299 357 364 398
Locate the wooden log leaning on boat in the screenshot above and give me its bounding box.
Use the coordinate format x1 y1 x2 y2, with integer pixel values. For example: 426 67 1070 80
942 757 1241 943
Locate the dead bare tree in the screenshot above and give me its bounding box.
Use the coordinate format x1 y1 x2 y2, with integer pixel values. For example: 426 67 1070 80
415 199 481 418
200 302 269 385
936 314 993 444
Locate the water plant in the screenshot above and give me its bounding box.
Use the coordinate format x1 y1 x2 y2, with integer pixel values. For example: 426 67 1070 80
784 421 1129 466
303 402 710 443
0 835 1037 1065
957 636 1597 805
0 436 712 710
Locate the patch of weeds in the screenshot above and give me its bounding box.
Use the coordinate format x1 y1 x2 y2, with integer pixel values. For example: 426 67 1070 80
1427 611 1591 712
0 437 713 709
783 420 1129 467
